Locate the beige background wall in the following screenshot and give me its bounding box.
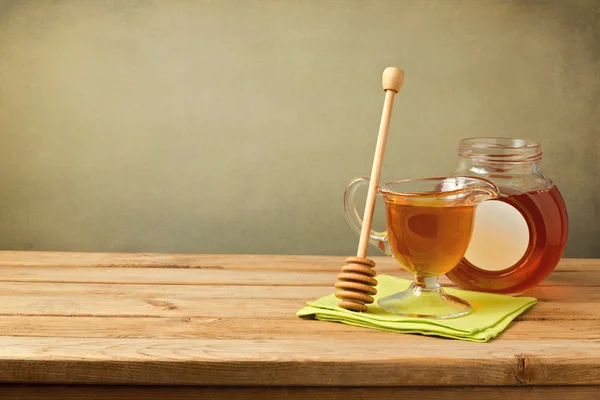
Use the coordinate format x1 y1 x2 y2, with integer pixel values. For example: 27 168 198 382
0 0 598 257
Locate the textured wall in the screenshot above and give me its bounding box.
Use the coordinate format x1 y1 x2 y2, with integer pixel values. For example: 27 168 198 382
0 0 598 257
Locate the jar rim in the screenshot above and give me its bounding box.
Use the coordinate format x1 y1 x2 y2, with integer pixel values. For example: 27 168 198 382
458 137 542 163
460 137 540 149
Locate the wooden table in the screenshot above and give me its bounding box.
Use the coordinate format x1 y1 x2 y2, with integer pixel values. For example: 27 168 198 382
0 251 598 399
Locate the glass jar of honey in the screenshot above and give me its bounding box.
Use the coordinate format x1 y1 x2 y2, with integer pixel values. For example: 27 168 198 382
446 137 568 294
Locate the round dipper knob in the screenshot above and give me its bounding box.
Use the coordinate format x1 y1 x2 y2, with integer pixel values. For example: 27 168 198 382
382 67 404 92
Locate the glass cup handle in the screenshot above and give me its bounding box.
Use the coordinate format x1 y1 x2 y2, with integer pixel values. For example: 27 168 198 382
343 176 392 256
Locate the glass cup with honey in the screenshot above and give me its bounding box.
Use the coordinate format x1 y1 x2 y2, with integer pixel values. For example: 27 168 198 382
344 176 499 319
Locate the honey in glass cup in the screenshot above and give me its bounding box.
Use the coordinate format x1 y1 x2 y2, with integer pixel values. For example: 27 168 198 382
343 176 499 319
386 200 477 277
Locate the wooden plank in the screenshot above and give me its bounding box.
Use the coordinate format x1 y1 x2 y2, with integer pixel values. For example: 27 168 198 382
0 295 306 318
0 251 596 272
0 266 342 285
0 252 401 271
0 294 594 320
0 337 599 386
0 265 596 287
1 384 599 400
0 252 596 390
0 316 598 341
0 290 594 320
0 281 334 299
0 280 592 301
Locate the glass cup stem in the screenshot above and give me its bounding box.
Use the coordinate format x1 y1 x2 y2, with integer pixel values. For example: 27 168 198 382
378 274 473 319
414 275 441 291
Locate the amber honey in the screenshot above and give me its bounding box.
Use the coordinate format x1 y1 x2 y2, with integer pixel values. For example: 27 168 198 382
385 202 476 277
446 185 568 294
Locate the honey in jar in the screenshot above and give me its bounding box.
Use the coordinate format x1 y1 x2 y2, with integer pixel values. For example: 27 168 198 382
446 137 568 294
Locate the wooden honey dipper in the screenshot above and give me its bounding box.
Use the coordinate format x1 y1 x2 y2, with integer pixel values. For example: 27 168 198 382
335 66 404 312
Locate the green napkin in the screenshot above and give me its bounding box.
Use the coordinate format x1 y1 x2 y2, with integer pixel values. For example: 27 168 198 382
297 275 536 342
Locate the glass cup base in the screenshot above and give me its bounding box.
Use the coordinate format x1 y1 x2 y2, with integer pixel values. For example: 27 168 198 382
378 279 472 319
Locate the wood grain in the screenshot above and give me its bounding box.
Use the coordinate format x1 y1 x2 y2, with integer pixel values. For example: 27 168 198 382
0 278 593 320
0 251 595 271
0 265 596 287
0 266 341 285
0 251 596 391
0 280 590 301
0 293 595 320
0 316 599 340
0 337 599 386
1 385 598 400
